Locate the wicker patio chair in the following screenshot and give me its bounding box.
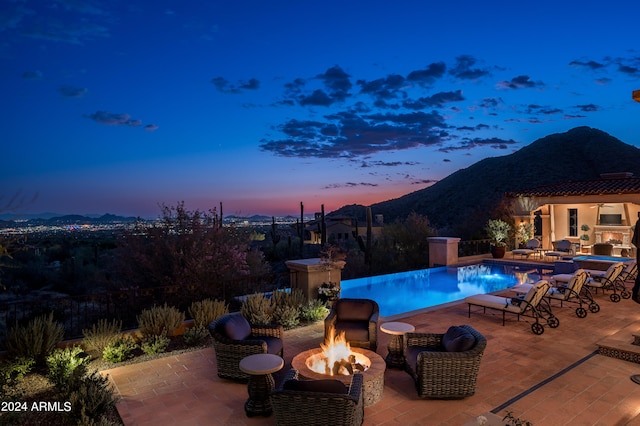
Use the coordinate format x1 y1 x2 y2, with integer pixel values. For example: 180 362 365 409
271 369 364 426
324 298 379 351
208 312 284 381
404 324 486 399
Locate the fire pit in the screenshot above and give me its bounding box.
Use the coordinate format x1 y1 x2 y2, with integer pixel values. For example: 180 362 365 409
291 329 385 406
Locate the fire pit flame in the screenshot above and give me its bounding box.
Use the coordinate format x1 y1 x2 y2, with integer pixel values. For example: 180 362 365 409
306 327 370 376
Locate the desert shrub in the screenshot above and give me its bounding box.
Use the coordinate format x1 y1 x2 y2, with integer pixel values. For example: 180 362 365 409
102 336 137 363
82 319 122 354
67 369 118 424
77 414 121 426
137 303 185 337
5 312 65 364
0 357 35 398
46 345 88 390
300 299 329 322
240 293 273 325
183 325 210 347
272 304 299 329
271 288 306 310
140 335 170 355
189 298 228 328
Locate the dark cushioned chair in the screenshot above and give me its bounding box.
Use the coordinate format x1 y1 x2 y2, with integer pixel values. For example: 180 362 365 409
324 298 379 351
271 369 364 426
208 312 284 381
404 324 486 399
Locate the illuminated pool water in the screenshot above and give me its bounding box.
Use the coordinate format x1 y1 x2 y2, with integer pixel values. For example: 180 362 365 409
340 263 532 318
572 255 626 262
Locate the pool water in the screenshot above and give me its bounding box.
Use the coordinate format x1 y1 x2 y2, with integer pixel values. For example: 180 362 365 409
340 263 530 318
572 255 627 262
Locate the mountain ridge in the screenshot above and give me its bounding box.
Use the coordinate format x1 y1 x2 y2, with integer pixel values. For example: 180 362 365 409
330 126 640 238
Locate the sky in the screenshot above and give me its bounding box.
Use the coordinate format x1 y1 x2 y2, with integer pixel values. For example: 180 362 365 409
2 0 640 219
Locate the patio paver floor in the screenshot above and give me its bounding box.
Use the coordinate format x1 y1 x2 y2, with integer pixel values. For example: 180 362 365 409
103 283 640 425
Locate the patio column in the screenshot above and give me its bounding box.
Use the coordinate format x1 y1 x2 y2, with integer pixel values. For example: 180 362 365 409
427 237 461 267
285 258 346 302
550 204 556 244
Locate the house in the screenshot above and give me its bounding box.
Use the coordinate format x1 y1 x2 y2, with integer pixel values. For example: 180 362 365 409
506 172 640 255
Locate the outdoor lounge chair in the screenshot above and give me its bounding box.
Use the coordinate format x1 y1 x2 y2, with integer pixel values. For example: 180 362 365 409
512 238 541 259
465 280 559 335
325 298 379 351
518 269 600 317
584 261 629 302
404 324 486 399
545 239 574 261
618 260 637 283
208 312 284 381
271 369 364 426
547 269 600 317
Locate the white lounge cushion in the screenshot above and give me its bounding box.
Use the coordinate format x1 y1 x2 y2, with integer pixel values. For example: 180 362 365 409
464 294 523 313
512 248 535 256
550 273 574 284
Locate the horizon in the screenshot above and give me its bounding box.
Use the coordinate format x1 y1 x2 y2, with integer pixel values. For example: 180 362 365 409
0 210 321 221
3 1 640 219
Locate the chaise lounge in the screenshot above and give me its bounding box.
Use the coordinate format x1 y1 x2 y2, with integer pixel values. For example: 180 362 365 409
545 239 574 261
584 261 629 302
465 280 559 335
544 269 600 317
512 238 541 259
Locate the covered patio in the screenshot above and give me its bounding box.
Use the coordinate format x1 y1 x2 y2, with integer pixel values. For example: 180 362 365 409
508 172 640 256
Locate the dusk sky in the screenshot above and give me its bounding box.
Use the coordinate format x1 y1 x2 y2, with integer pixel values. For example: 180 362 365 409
2 0 640 219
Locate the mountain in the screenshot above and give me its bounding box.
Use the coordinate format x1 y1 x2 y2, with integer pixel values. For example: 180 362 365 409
0 213 139 225
330 127 640 238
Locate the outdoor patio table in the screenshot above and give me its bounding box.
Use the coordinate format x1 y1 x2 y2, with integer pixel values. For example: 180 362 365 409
380 321 415 369
238 353 284 417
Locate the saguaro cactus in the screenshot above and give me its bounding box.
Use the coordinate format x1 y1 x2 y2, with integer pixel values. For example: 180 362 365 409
270 216 281 249
296 202 305 257
357 206 373 269
321 204 327 247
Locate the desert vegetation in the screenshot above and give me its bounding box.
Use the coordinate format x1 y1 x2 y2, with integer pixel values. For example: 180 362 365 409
0 288 329 425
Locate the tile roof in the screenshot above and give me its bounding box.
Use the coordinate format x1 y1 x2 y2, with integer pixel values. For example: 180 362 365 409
506 173 640 198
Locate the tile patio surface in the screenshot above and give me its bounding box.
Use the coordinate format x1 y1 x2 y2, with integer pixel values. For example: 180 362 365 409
104 279 640 426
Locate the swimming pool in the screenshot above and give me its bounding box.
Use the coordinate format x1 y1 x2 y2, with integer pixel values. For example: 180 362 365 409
340 263 530 318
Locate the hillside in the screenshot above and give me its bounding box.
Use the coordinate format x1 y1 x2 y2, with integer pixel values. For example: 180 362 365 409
331 126 640 238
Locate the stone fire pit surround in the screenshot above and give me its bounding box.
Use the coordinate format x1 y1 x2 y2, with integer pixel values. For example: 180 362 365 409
291 347 385 407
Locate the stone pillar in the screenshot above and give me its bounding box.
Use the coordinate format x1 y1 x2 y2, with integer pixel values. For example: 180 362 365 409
427 237 461 267
285 258 346 301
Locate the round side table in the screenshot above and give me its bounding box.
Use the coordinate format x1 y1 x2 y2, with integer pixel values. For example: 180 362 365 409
380 322 415 369
238 353 284 417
